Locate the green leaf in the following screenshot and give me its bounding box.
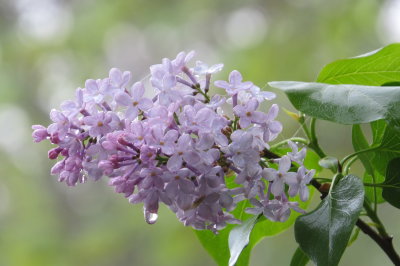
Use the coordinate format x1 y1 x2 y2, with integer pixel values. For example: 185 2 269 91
317 43 400 86
290 247 309 266
382 158 400 208
194 200 252 266
352 121 400 203
228 215 259 266
318 156 339 172
271 44 400 127
371 119 387 145
294 175 364 266
370 121 400 161
347 227 360 247
363 172 384 204
268 81 400 127
352 124 384 203
351 124 374 173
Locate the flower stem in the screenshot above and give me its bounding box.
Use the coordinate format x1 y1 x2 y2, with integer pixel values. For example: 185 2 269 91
193 83 210 103
300 116 326 158
232 116 239 131
270 137 309 149
363 199 389 238
356 219 400 265
308 118 327 158
340 146 381 167
343 156 358 175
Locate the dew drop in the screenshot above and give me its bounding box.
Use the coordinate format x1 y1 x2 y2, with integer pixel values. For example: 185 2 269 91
144 209 158 224
81 173 87 183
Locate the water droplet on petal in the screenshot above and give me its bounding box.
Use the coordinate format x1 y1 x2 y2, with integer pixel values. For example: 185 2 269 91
144 208 158 224
81 174 87 183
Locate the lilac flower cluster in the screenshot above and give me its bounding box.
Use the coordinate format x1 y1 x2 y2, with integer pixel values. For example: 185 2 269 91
33 51 315 231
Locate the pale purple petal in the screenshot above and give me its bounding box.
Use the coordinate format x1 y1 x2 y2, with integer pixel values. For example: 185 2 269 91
164 130 178 142
279 156 291 173
239 117 251 128
229 70 243 84
122 71 131 87
115 92 132 106
179 179 195 194
247 98 259 111
138 98 153 111
267 104 279 120
167 154 183 171
288 184 300 197
259 91 276 100
251 111 268 124
299 186 309 201
197 133 214 150
125 107 139 120
83 116 97 126
110 68 123 85
85 79 98 93
131 82 145 100
183 151 201 165
162 75 177 89
284 172 298 185
209 63 224 73
271 178 284 196
214 80 230 90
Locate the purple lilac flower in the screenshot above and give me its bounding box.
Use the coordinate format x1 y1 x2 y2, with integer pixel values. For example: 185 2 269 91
287 140 307 165
147 127 178 155
33 50 316 231
260 104 283 142
288 166 315 201
109 68 131 89
233 98 268 128
167 134 200 172
193 61 224 75
249 85 276 102
32 125 49 142
214 70 253 96
227 131 260 168
246 197 305 222
83 111 114 137
115 82 153 120
262 156 297 196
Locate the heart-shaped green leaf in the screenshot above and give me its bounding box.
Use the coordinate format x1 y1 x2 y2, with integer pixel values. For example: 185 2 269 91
268 81 400 127
294 175 364 266
382 158 400 209
317 43 400 86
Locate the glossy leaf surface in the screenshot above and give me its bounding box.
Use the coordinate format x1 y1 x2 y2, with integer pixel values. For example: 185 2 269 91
228 215 259 266
294 175 364 266
269 81 400 127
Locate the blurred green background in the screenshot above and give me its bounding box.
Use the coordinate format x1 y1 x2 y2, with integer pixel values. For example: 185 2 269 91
1 0 400 265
